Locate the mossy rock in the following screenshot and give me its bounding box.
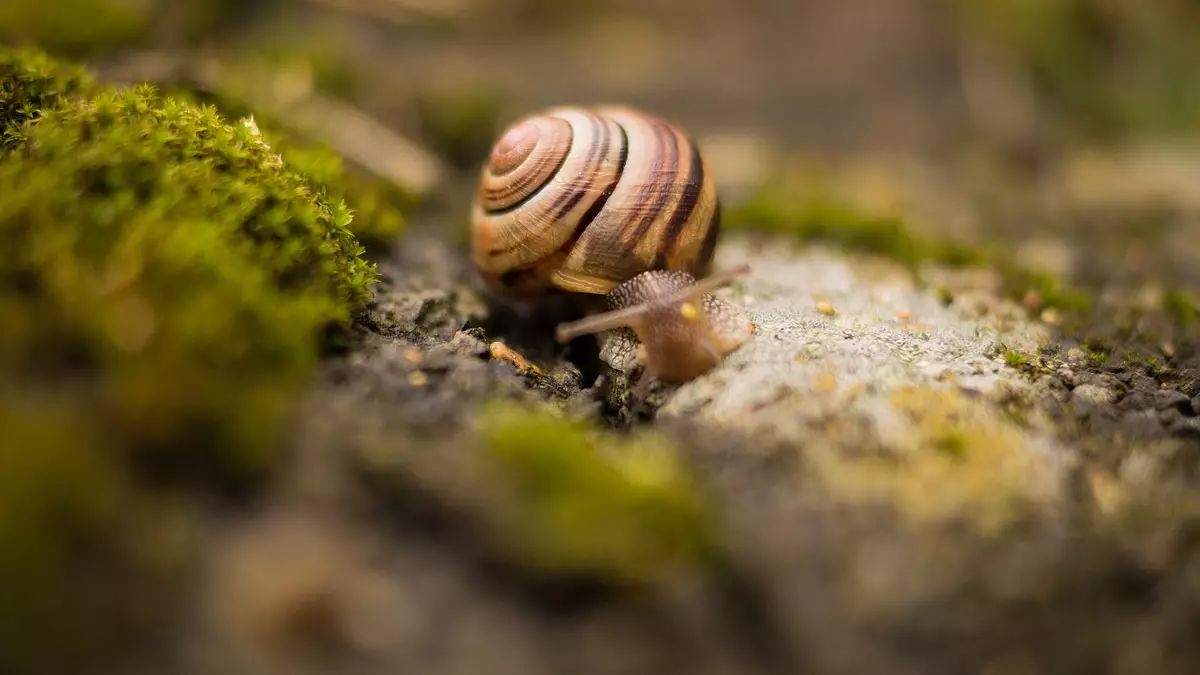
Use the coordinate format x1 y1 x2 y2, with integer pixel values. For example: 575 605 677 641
0 48 379 671
0 78 376 477
475 400 721 586
166 86 412 250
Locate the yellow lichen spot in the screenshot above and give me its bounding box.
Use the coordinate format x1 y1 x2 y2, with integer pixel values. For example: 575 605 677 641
815 300 836 315
489 341 542 375
678 302 699 320
896 310 911 321
814 371 838 394
401 348 423 364
811 386 1050 536
1088 469 1125 515
407 371 428 387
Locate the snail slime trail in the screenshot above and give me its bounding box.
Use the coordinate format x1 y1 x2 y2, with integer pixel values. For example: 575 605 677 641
469 105 754 410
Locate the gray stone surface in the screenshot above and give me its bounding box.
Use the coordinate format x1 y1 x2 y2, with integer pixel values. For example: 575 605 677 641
598 235 1066 464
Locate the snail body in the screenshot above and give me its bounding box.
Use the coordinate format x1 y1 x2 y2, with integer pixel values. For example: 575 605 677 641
470 104 752 385
555 264 755 386
470 105 720 299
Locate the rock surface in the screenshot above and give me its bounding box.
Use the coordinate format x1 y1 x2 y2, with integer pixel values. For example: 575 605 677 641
160 228 1200 675
613 237 1053 443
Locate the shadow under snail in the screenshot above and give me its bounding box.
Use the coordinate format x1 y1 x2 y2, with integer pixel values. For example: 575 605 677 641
469 104 755 389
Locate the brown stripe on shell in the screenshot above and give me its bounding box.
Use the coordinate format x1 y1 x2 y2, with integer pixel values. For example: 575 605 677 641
555 110 675 289
494 109 610 255
628 120 680 244
662 140 705 255
692 197 721 276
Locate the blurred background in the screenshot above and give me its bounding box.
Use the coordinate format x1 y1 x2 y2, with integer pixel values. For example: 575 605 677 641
7 0 1200 304
6 0 1200 205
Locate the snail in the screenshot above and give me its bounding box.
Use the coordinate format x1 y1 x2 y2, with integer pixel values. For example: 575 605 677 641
469 104 754 387
554 263 754 390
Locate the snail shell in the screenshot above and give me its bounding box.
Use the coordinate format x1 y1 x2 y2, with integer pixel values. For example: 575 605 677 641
470 105 720 299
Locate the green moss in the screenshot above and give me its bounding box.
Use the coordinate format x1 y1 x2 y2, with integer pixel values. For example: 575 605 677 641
0 48 381 669
0 81 375 477
1004 350 1029 367
1164 289 1200 327
256 125 411 249
476 400 720 585
725 188 986 270
168 87 411 249
0 398 193 674
724 184 1092 314
0 46 96 150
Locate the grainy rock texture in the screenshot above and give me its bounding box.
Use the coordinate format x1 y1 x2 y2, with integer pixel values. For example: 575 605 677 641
157 231 1200 675
602 236 1056 445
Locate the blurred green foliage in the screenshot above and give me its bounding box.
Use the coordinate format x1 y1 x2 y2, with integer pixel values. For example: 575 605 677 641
724 182 1091 313
0 46 377 672
949 0 1200 138
0 0 152 55
0 0 248 55
478 400 721 585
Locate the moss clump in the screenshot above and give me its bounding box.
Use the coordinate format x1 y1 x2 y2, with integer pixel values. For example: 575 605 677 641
476 400 720 585
168 86 411 249
724 183 1092 314
255 124 411 249
0 46 96 150
0 48 378 670
1004 349 1030 367
0 81 375 478
726 189 986 270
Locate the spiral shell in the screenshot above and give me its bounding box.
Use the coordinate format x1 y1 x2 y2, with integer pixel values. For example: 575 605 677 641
470 105 720 298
